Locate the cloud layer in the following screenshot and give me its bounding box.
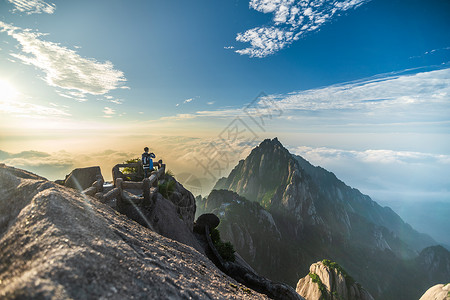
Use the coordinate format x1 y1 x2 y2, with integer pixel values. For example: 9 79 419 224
0 22 127 100
292 144 450 203
236 0 370 57
7 0 55 15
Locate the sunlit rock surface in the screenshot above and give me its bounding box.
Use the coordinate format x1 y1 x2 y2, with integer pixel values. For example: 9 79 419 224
0 164 268 299
419 284 450 300
296 261 374 300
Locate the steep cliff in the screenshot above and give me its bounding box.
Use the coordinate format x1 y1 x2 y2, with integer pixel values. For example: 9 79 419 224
197 190 286 279
0 164 268 299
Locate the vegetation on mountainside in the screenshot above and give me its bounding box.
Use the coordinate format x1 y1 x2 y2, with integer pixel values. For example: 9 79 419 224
261 187 277 209
158 179 175 199
122 158 140 173
165 169 175 178
210 228 235 262
309 272 327 299
322 259 356 286
158 171 176 199
121 158 144 181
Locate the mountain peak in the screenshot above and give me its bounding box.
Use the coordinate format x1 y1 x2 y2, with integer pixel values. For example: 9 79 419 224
257 137 285 152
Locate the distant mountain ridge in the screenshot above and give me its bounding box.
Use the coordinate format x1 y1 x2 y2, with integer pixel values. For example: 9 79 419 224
214 138 434 252
202 138 447 299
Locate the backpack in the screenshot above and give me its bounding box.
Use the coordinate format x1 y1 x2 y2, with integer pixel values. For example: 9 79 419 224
142 153 150 166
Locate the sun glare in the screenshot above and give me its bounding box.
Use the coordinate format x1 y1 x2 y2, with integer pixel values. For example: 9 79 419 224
0 79 18 102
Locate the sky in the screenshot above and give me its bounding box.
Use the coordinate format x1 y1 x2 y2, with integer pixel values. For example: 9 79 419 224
0 0 449 244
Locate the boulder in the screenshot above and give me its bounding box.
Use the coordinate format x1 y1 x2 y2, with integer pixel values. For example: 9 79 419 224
147 193 205 254
419 284 450 300
194 213 220 233
64 166 103 191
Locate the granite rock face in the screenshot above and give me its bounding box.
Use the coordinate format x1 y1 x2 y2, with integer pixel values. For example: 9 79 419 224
0 164 268 299
168 179 197 230
64 166 103 191
419 284 450 300
296 261 374 300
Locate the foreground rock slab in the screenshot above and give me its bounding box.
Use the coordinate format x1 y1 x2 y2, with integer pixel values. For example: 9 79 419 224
0 165 267 299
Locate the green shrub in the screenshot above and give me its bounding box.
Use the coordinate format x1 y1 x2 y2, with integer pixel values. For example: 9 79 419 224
158 179 176 199
122 158 140 174
309 272 327 299
210 228 235 262
322 259 355 286
121 158 144 181
165 169 175 179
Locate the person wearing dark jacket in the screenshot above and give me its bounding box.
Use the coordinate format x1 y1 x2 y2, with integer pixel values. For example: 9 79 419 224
142 147 155 178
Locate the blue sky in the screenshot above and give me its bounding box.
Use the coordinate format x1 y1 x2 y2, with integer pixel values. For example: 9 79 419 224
0 0 449 244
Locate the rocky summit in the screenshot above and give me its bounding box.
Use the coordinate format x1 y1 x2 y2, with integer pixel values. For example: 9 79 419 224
0 164 269 299
296 260 374 300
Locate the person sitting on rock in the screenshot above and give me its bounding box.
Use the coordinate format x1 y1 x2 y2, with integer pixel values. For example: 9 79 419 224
142 147 156 178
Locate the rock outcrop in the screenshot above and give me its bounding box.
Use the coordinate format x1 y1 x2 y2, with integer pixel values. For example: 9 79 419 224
419 284 450 300
116 173 203 254
64 166 103 191
169 178 197 230
194 213 221 233
0 164 268 299
296 261 374 300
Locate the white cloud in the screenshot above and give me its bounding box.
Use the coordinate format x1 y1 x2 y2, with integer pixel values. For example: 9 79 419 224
109 98 123 105
207 101 215 105
7 0 55 15
235 26 294 57
237 0 370 57
274 67 450 115
0 80 70 118
0 149 137 181
293 146 450 166
155 67 450 129
160 114 196 121
291 144 450 203
0 22 127 100
0 100 71 118
176 97 196 107
103 107 116 118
